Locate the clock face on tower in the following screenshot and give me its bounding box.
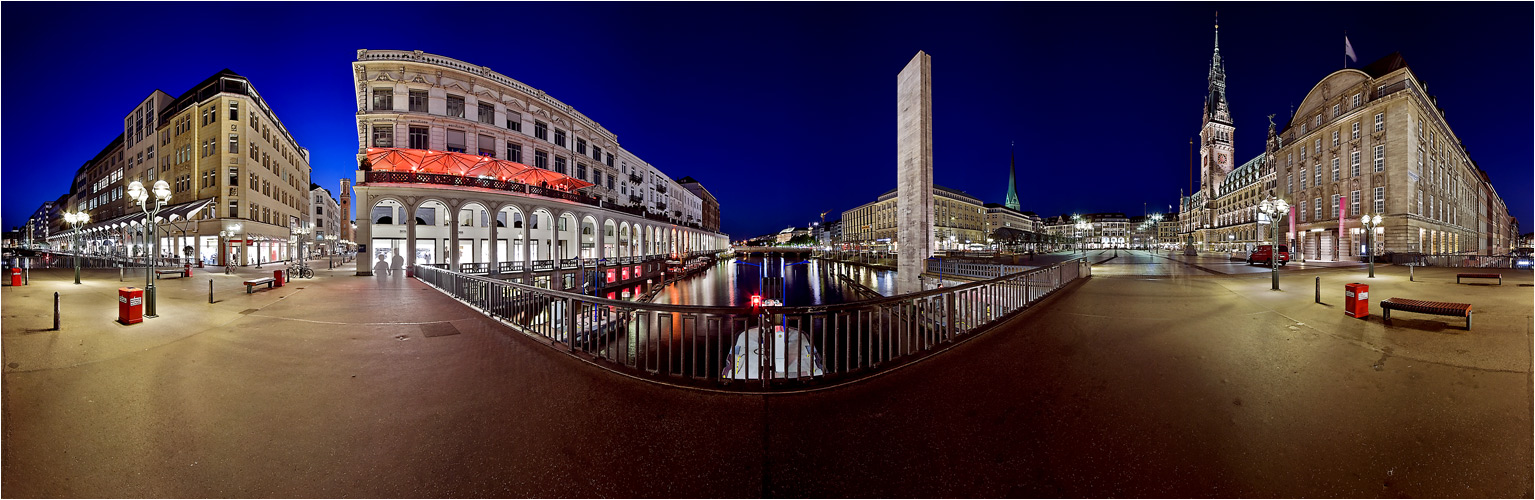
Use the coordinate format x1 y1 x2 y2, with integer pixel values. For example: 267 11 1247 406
1218 153 1228 164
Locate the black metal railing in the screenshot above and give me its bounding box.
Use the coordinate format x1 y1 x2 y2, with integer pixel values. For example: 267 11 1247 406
414 257 1089 391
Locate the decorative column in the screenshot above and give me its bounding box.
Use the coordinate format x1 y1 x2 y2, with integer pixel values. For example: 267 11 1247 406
405 200 417 273
448 202 460 269
488 204 499 276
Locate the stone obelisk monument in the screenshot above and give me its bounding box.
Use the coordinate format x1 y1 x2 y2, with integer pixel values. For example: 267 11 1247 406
896 51 934 295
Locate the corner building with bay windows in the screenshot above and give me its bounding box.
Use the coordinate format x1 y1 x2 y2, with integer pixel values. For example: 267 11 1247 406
350 50 728 290
47 70 312 266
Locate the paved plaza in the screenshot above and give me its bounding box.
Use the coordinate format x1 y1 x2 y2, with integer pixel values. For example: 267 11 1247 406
2 257 1530 497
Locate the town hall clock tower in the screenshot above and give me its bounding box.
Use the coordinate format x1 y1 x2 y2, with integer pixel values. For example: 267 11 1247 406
1199 14 1235 199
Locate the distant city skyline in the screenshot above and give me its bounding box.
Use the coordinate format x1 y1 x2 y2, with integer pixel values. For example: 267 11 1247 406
3 2 1530 239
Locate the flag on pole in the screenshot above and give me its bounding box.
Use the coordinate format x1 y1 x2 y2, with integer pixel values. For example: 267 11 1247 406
1345 36 1357 63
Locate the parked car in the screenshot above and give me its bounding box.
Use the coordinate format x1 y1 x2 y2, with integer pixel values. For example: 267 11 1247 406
1247 245 1290 266
1513 248 1532 269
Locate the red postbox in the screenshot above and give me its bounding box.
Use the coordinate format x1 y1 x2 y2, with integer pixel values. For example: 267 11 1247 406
1344 283 1370 318
10 267 20 286
184 262 193 277
274 269 286 286
118 287 144 325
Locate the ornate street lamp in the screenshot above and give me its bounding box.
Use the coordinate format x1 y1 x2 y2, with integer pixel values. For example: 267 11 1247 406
1074 220 1093 255
1361 214 1383 278
1257 197 1290 291
127 179 171 318
232 223 244 271
219 229 232 274
63 210 89 284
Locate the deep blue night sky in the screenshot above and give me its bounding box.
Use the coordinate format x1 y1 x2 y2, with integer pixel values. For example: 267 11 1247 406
4 2 1530 240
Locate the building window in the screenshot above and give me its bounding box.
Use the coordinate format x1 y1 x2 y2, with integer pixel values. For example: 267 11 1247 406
1374 187 1385 214
1315 115 1322 127
1350 190 1360 216
372 124 393 148
409 126 429 149
553 128 566 148
1350 151 1360 177
506 111 521 132
1332 104 1340 118
605 153 614 167
507 142 522 163
554 155 567 175
229 200 239 218
576 138 587 155
1315 198 1322 221
1332 131 1339 147
593 170 602 186
1314 139 1321 156
1374 113 1384 132
592 146 602 162
1314 165 1322 186
576 163 587 180
1351 122 1360 140
534 150 548 169
230 167 240 186
446 95 465 118
373 89 393 111
1331 158 1339 182
409 90 428 112
534 121 548 141
229 134 240 154
1352 93 1361 107
478 134 495 157
477 103 494 125
445 129 466 153
607 175 614 190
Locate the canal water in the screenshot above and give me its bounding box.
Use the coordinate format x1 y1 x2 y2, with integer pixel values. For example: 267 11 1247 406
650 256 898 307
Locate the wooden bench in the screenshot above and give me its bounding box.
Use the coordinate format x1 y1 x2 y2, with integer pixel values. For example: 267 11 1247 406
155 268 188 279
243 277 276 294
1381 298 1473 330
1456 273 1502 285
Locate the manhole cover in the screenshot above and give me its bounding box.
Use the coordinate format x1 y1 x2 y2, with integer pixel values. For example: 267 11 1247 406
421 322 461 338
239 309 259 315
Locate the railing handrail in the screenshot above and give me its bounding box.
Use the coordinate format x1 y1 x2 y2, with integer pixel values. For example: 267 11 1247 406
416 258 1086 315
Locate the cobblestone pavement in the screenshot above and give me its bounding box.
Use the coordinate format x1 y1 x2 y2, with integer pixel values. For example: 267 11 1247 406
3 260 1530 497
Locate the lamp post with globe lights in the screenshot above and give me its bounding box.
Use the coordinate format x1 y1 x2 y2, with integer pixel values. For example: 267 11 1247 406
1361 214 1383 278
1074 220 1094 255
63 211 89 284
1257 197 1290 291
127 179 171 317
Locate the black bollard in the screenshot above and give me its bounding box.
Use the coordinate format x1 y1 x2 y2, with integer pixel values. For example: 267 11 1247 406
1315 276 1321 304
209 278 215 304
52 292 60 331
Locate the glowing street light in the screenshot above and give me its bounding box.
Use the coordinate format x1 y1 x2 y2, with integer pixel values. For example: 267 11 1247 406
128 179 171 317
1361 213 1383 278
1257 197 1291 291
63 210 89 284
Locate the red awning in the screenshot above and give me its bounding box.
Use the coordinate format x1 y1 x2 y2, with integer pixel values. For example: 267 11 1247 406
366 148 595 191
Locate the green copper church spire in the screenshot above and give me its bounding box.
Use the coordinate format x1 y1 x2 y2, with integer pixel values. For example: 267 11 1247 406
1004 143 1020 211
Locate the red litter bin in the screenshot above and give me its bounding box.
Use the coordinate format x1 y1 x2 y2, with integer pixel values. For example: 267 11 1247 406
10 267 20 286
274 269 285 286
1344 283 1370 319
118 287 144 325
